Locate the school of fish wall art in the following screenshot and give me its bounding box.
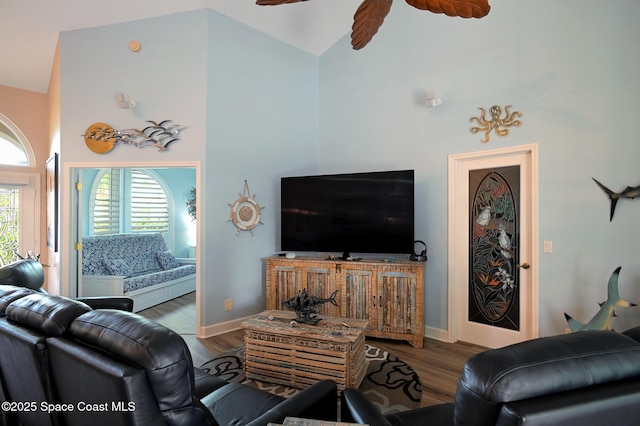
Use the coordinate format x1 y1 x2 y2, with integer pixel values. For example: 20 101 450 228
83 120 188 154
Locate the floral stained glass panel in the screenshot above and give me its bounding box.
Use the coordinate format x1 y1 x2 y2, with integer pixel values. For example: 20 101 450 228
469 166 520 331
0 186 20 266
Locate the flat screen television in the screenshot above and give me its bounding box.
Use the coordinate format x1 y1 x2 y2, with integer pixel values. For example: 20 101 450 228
280 169 415 258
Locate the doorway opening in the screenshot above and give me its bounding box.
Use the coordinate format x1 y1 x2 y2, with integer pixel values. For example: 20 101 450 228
64 162 200 330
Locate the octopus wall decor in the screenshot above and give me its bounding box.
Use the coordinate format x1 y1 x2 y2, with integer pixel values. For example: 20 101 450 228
469 105 522 143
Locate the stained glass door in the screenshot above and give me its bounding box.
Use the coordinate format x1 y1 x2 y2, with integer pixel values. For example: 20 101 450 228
469 166 520 331
448 145 538 349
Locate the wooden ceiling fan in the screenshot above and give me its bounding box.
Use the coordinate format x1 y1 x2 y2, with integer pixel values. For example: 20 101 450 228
256 0 491 50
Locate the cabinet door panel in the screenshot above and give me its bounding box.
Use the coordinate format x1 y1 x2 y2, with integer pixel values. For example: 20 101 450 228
378 271 418 334
306 267 340 316
342 268 374 328
273 265 303 310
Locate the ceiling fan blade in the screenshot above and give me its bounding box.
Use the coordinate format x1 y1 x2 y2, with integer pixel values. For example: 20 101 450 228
256 0 311 5
405 0 490 18
351 0 393 50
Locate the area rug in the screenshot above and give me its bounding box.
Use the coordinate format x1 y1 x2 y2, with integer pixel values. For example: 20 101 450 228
199 344 422 414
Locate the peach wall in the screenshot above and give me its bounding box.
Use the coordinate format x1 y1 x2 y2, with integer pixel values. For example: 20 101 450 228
46 40 61 293
0 80 50 288
0 85 48 164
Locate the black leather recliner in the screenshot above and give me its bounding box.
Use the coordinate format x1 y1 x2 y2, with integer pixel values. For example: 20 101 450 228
0 259 136 426
0 259 134 311
0 285 338 426
341 329 640 426
0 258 46 292
0 285 45 426
0 286 92 426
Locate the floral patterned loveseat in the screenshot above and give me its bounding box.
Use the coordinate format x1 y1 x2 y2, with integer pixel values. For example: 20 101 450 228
81 233 196 312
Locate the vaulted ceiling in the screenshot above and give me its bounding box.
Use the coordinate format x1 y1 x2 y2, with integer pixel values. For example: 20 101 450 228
0 0 362 94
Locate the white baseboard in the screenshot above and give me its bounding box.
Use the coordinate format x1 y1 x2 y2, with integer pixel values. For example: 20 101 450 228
425 325 453 343
198 315 249 338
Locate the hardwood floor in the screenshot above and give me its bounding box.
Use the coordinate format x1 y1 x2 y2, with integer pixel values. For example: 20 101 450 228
138 293 486 407
137 291 197 335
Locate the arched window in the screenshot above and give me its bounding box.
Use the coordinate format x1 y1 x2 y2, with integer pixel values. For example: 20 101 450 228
130 169 170 233
0 113 34 167
0 114 38 265
89 168 172 238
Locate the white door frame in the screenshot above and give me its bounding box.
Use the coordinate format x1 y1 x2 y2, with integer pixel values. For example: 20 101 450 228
61 161 201 331
447 144 539 346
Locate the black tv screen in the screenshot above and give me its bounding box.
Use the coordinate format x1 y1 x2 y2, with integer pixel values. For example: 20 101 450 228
280 170 415 257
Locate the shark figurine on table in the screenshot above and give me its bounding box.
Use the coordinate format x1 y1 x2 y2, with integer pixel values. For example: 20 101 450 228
283 289 339 325
564 266 637 332
592 178 640 221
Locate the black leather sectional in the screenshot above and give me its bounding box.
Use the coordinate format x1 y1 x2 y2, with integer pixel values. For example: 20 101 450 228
0 283 337 426
342 326 640 425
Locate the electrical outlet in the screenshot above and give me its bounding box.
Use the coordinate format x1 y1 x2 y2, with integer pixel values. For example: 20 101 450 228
543 240 553 253
225 299 233 311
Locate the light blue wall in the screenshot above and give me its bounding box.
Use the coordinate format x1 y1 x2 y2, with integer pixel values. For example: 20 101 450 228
59 10 318 326
159 167 197 257
319 0 640 335
60 11 208 165
201 11 318 322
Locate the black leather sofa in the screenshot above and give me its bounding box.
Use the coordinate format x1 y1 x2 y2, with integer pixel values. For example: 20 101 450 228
0 284 338 426
0 258 134 311
342 328 640 426
0 259 134 426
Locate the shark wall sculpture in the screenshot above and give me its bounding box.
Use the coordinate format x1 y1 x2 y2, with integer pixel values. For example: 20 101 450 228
592 178 640 221
564 266 637 332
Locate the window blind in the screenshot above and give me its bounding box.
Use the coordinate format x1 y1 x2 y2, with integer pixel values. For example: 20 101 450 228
130 169 169 233
93 168 121 235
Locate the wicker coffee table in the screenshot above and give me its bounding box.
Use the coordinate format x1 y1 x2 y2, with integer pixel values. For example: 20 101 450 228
241 310 368 391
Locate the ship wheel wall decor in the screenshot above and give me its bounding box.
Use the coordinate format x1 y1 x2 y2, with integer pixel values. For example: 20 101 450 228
227 180 265 236
256 0 490 50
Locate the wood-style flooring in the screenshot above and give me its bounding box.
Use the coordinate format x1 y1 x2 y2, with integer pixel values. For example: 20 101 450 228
138 292 486 407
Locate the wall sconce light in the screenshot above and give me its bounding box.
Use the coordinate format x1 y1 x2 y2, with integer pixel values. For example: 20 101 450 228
425 91 442 108
116 93 137 109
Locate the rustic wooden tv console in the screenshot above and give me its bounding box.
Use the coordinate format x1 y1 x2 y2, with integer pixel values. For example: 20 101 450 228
265 256 424 348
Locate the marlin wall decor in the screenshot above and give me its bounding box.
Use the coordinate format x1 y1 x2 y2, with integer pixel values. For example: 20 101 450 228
592 178 640 221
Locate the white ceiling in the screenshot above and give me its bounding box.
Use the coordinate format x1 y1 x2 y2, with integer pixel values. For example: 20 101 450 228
0 0 363 94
